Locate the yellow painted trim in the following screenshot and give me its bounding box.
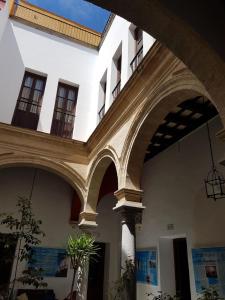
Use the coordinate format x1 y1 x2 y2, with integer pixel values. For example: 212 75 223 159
11 0 101 48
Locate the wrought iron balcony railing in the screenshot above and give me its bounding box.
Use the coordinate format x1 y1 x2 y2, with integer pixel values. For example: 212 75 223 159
112 80 121 100
98 104 105 122
11 2 101 48
130 46 144 73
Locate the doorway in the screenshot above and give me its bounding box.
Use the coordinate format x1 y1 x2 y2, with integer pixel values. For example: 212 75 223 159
159 236 191 300
173 238 191 300
0 233 17 290
87 242 106 300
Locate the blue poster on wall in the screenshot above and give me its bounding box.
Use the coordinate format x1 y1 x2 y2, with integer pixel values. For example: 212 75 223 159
29 247 68 277
136 249 158 286
192 247 225 297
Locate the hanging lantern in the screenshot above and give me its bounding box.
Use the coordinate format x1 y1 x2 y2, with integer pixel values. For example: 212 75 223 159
205 168 225 201
204 98 225 200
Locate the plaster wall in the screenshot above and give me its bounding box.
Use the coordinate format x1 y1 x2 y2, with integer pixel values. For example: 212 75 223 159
96 195 121 299
0 20 98 141
0 0 9 41
137 116 225 299
0 167 75 300
88 15 155 134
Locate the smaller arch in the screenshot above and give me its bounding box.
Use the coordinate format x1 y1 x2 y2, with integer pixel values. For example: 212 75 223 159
0 153 85 208
85 148 119 213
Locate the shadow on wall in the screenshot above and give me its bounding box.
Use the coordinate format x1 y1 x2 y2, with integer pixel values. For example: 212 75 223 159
0 21 25 125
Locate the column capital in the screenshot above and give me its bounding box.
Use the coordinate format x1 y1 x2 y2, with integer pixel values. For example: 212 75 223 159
78 211 98 229
114 188 144 206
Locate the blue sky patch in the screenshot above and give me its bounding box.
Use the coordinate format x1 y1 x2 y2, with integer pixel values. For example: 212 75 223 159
28 0 111 33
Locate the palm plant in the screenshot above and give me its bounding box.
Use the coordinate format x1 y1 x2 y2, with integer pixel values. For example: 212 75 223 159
67 233 99 300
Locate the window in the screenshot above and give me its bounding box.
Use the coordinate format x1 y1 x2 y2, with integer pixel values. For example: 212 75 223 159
51 82 78 139
112 55 122 99
98 71 107 122
130 27 143 73
12 71 46 130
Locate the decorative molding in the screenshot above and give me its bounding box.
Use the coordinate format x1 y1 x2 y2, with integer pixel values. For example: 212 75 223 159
0 123 88 164
10 0 101 48
78 211 98 228
114 188 144 203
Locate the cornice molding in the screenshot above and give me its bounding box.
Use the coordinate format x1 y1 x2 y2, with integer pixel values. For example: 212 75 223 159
0 123 89 164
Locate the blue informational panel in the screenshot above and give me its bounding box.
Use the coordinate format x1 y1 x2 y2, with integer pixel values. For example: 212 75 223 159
136 249 158 286
192 247 225 297
29 247 68 277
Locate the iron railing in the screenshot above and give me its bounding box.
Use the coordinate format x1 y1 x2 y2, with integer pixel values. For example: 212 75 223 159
112 80 121 100
130 46 143 73
98 104 105 122
12 2 101 47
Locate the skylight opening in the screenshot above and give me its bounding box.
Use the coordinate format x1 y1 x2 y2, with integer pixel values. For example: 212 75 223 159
27 0 111 33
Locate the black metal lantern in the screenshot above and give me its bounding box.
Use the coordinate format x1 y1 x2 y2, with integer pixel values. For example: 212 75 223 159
205 168 225 201
204 109 225 200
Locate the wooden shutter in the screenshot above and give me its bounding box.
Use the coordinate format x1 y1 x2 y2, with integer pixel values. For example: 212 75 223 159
51 83 78 138
12 72 46 130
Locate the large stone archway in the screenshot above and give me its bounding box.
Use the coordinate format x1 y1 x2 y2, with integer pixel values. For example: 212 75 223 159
0 152 85 207
121 81 223 192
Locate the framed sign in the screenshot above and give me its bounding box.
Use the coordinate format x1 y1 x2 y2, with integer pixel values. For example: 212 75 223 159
136 249 158 286
192 247 225 296
29 247 68 277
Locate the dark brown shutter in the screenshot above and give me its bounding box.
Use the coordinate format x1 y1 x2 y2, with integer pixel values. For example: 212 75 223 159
12 72 46 130
51 83 78 138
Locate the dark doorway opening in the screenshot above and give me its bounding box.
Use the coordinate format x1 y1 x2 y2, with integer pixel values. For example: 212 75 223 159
0 233 17 290
87 242 106 300
173 238 191 300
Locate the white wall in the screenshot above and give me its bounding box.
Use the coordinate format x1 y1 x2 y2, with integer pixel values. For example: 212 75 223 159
88 16 155 134
137 116 225 299
0 0 9 42
0 167 76 300
96 195 121 300
0 20 98 141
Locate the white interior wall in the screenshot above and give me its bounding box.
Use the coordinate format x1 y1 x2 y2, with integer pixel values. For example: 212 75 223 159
0 167 76 300
137 116 225 300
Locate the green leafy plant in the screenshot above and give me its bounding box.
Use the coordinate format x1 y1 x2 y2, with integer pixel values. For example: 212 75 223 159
197 287 223 300
110 259 135 300
67 233 99 300
147 291 180 300
0 196 46 299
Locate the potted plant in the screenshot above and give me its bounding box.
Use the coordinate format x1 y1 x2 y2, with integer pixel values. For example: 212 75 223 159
66 233 99 300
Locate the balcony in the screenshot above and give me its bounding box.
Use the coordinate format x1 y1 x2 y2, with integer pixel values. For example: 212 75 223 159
130 46 143 73
112 80 121 100
10 1 101 48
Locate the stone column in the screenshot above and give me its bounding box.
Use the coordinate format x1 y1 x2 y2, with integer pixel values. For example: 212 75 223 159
114 189 145 300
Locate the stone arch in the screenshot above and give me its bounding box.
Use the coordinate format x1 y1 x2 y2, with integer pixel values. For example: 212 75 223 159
0 153 85 208
85 148 119 213
121 77 223 191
